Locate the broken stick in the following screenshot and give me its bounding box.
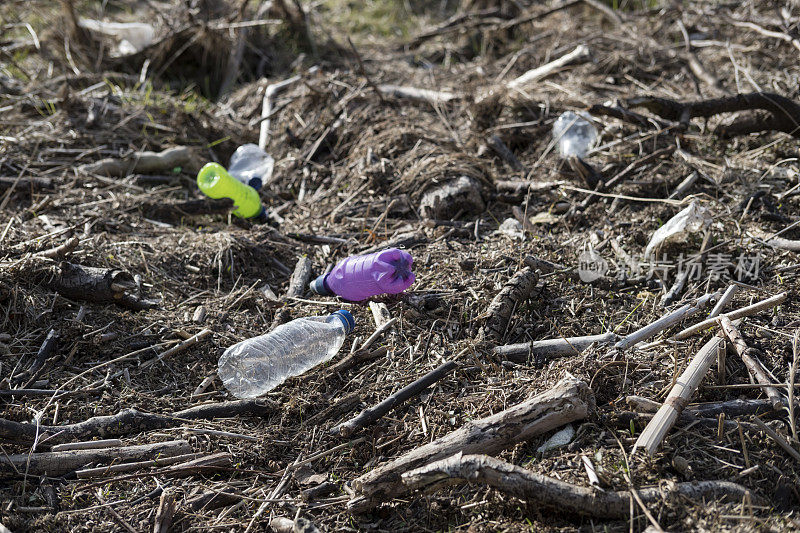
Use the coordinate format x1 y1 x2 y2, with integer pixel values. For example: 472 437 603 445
331 361 457 437
401 453 759 518
378 84 458 104
494 332 618 362
615 291 720 351
633 336 724 455
0 398 276 445
507 45 591 90
285 256 313 299
0 440 191 477
719 317 784 410
80 146 201 177
348 375 593 512
673 292 786 340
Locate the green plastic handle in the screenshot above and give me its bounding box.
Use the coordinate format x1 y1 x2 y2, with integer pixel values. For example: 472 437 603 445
197 163 263 218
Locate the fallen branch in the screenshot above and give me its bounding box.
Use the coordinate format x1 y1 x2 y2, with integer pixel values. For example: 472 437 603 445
507 45 591 90
153 490 178 533
751 227 800 252
378 85 458 104
626 396 783 418
285 256 313 299
42 262 159 310
673 292 786 341
35 237 79 259
401 453 758 518
52 439 122 452
331 361 457 437
627 92 800 138
134 328 213 373
12 328 58 386
0 399 277 445
0 440 191 477
588 104 670 129
473 45 591 127
752 417 800 464
494 180 564 194
668 171 699 200
80 146 201 177
720 317 784 410
633 336 725 454
348 375 593 512
615 291 719 351
494 332 618 362
483 266 539 341
76 451 202 479
0 176 53 190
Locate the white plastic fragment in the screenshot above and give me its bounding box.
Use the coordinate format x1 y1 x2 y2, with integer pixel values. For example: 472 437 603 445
228 144 274 190
537 424 575 453
78 19 155 56
644 201 712 259
496 218 525 240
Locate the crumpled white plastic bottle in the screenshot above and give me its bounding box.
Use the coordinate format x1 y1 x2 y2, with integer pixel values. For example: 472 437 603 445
644 201 712 259
228 144 274 190
78 19 155 56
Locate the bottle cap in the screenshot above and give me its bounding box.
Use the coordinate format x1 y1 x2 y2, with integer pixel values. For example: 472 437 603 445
332 309 355 334
310 274 332 296
248 177 263 190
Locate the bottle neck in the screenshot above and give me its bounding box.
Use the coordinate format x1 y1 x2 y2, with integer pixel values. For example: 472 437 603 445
326 314 348 333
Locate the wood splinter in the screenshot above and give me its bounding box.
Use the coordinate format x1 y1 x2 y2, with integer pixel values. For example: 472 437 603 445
331 361 457 437
401 453 760 518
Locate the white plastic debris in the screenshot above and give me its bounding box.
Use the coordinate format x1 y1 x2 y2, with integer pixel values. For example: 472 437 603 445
644 201 712 259
497 218 525 240
78 19 155 56
537 425 575 453
552 111 598 158
228 144 274 190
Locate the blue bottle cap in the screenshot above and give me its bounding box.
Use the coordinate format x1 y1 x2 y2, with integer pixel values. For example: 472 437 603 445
310 274 332 296
332 309 355 334
248 177 263 190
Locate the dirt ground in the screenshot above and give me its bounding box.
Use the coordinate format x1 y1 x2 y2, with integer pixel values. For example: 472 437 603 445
1 0 800 531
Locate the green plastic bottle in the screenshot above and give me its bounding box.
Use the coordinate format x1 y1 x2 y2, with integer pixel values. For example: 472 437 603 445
197 163 264 219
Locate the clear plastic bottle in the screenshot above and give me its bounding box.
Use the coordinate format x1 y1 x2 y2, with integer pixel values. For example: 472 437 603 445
228 144 274 190
218 310 355 399
552 111 598 158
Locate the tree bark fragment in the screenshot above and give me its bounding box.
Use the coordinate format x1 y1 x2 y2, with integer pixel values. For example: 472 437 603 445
348 375 593 512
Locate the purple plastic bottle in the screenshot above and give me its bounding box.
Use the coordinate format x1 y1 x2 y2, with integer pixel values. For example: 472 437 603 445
310 248 415 301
